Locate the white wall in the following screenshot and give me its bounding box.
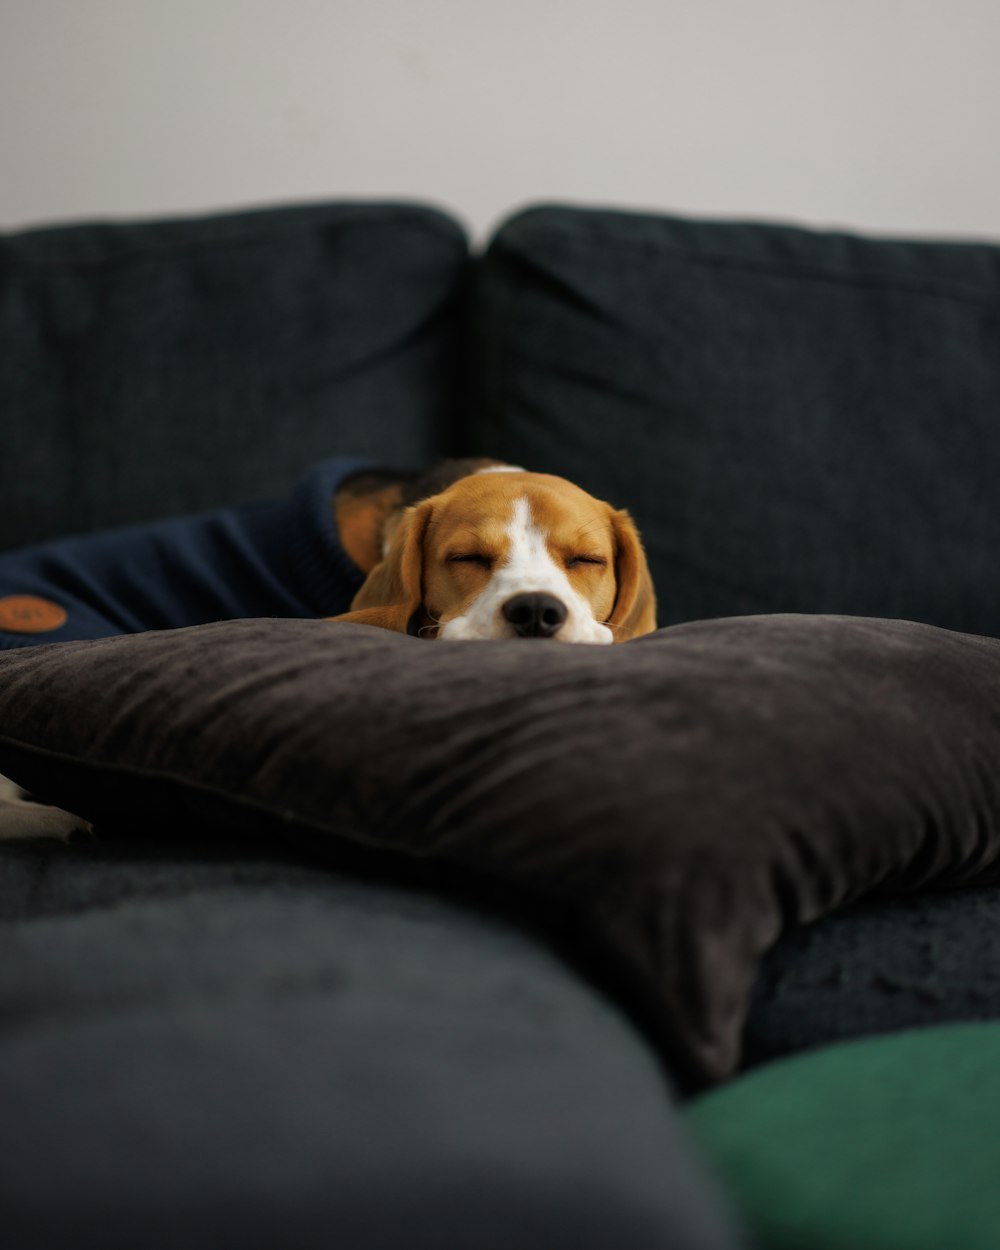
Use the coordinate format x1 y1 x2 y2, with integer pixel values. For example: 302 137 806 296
3 0 999 243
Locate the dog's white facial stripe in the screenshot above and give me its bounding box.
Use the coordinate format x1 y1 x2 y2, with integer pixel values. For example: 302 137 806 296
502 496 569 592
439 495 613 643
475 464 525 475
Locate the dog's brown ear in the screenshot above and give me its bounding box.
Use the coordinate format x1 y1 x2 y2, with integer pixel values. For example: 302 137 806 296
607 509 657 641
329 499 434 635
334 461 513 576
334 481 408 575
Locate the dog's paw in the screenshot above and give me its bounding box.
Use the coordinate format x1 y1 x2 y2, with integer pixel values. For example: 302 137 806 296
0 775 92 842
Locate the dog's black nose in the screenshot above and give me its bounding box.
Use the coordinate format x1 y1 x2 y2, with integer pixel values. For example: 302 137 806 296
502 592 568 638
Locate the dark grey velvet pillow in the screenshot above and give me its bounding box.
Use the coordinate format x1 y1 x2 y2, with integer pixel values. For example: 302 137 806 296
469 205 1000 635
0 202 467 551
2 613 1000 1084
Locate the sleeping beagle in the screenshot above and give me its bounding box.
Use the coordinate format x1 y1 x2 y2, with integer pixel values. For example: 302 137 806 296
332 458 657 643
0 459 655 841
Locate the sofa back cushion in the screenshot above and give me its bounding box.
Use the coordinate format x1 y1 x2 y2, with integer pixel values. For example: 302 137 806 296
0 202 468 551
469 206 1000 632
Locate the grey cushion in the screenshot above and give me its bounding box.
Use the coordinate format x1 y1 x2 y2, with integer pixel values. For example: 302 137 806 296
469 205 1000 634
0 840 743 1250
0 203 468 551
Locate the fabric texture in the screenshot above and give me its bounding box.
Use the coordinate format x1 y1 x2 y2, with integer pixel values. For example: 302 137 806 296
470 205 1000 634
0 840 743 1250
0 457 368 648
743 880 1000 1069
0 202 468 551
687 1021 1000 1250
3 612 1000 1084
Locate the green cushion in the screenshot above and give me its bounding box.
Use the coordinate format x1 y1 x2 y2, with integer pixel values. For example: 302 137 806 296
687 1022 1000 1249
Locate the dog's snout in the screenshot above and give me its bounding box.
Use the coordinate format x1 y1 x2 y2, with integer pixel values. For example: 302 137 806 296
502 592 568 638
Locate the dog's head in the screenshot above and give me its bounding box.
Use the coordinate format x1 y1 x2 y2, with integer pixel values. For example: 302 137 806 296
332 465 656 643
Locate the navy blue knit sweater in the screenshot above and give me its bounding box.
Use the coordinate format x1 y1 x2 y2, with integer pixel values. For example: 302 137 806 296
0 458 371 649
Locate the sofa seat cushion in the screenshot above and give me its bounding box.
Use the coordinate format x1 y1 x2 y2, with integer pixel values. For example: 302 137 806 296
3 612 1000 1086
687 1021 1000 1250
471 205 1000 635
743 880 1000 1070
0 202 467 551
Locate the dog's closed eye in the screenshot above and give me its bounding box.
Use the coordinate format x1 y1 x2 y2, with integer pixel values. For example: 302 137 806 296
447 553 494 567
565 555 608 568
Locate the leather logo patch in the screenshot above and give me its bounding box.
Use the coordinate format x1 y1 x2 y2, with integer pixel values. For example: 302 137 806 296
0 594 68 634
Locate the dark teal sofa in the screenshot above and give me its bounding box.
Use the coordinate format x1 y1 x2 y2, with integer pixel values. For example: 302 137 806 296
3 200 1000 1250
